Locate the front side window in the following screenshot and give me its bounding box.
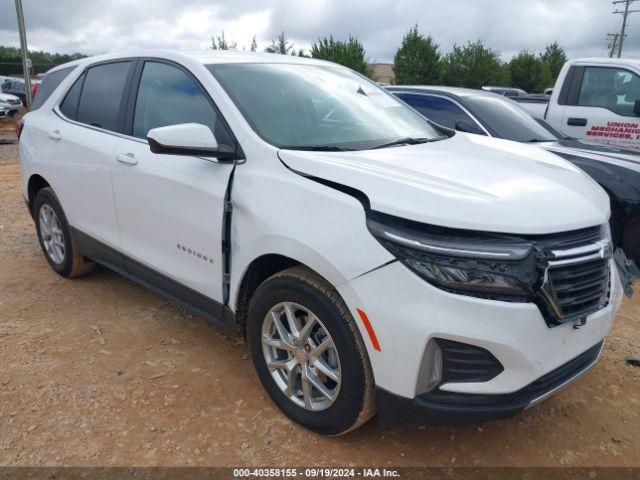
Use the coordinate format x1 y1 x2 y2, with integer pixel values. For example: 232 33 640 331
208 63 440 150
465 95 558 142
132 61 232 146
75 61 132 132
398 94 476 130
578 66 640 116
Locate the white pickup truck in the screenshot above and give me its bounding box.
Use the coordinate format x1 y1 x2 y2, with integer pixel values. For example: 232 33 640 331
517 58 640 152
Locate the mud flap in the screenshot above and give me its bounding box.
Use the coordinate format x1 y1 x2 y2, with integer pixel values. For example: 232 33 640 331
613 248 640 297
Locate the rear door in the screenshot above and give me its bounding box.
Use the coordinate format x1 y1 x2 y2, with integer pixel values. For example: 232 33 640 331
111 59 237 310
46 60 134 253
561 65 640 151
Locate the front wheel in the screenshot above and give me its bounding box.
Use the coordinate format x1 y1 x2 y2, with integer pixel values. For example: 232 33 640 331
247 266 375 435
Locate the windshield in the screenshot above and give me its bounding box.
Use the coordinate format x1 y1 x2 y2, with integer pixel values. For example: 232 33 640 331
207 63 441 150
465 95 559 143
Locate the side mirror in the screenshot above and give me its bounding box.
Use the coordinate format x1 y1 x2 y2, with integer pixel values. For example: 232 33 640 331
455 119 486 135
634 99 640 117
147 123 234 159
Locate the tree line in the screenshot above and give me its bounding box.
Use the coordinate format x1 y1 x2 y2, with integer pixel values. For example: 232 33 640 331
214 25 568 92
0 46 85 75
1 24 568 92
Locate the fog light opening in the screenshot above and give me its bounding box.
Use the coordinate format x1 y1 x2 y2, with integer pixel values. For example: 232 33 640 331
417 339 442 394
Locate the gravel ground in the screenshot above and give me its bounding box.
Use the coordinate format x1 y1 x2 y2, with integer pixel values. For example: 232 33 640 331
0 118 639 467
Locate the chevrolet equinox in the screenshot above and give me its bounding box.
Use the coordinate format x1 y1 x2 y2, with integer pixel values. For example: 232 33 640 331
18 51 623 434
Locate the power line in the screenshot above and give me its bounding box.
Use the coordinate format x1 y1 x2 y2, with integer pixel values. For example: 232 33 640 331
612 0 640 58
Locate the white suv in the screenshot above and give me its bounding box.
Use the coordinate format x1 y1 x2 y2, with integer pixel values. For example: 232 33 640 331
18 51 623 434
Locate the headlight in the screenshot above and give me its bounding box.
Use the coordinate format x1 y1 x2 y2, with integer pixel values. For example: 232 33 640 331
367 212 537 299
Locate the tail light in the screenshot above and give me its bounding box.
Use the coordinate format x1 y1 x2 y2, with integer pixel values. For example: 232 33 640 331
15 118 24 140
32 83 39 98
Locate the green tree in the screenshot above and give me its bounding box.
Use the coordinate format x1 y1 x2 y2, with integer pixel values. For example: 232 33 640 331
265 32 294 55
509 50 553 92
393 25 442 84
540 42 567 82
250 35 258 52
210 31 236 50
441 40 509 89
310 35 369 75
0 46 86 75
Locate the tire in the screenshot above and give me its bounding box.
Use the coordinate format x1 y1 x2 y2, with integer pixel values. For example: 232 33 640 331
247 266 375 435
33 187 95 278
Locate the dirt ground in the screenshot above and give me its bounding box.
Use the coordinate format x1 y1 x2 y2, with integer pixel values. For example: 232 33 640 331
0 116 639 468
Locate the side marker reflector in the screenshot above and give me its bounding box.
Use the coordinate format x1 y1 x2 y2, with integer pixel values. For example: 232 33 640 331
356 308 381 352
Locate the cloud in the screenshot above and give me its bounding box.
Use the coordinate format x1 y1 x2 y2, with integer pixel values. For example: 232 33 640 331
0 0 638 61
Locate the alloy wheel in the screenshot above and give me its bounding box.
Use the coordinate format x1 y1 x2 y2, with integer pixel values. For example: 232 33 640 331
39 204 65 264
261 302 342 411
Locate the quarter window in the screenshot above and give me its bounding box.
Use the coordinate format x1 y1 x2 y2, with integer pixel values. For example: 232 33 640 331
30 66 75 110
577 66 640 116
75 61 132 132
132 61 232 146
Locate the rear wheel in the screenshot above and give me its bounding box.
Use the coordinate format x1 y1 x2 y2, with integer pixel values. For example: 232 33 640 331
34 188 95 278
247 266 375 435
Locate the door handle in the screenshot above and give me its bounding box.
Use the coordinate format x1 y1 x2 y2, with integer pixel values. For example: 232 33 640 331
48 130 61 140
567 117 587 127
116 153 138 165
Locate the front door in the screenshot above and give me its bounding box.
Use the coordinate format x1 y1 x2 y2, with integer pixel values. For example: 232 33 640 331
112 60 237 310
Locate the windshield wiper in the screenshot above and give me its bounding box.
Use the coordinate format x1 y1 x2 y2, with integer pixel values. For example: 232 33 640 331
527 138 554 143
372 136 445 149
281 144 355 151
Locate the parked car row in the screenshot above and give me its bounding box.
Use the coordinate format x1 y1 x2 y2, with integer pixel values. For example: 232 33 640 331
387 85 640 263
1 77 38 107
16 51 634 434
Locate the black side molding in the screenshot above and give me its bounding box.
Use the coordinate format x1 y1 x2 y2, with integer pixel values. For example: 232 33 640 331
72 227 232 328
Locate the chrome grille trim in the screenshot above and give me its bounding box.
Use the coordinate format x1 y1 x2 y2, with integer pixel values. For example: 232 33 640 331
539 238 612 322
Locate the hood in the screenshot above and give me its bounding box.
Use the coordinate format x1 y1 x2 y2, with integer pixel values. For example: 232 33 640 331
278 133 610 235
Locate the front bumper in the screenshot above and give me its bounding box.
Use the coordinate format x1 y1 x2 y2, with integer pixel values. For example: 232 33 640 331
375 340 602 426
337 259 623 425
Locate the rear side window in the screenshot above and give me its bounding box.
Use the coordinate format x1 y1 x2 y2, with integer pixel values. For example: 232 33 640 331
132 61 232 146
30 66 75 110
399 94 475 129
71 61 132 132
59 74 84 120
577 66 640 116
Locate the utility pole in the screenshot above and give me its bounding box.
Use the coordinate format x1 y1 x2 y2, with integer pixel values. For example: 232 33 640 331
606 33 620 57
14 0 32 108
612 0 640 58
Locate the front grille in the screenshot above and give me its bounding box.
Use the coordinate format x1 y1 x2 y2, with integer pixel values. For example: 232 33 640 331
437 338 503 384
546 258 610 319
421 341 603 408
530 225 612 326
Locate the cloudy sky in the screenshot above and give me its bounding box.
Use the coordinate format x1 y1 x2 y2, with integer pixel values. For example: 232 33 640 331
1 0 639 62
